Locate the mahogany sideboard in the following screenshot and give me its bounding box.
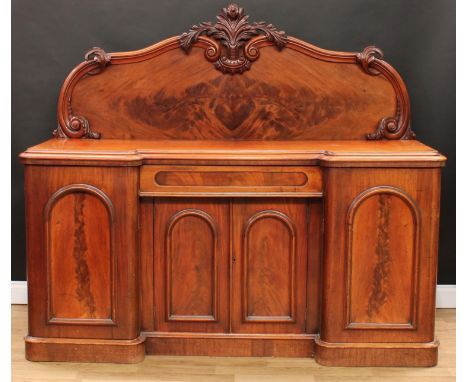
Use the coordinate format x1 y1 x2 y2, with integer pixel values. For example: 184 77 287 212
20 4 446 366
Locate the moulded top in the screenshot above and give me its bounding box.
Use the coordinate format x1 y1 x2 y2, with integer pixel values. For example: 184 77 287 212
20 139 446 168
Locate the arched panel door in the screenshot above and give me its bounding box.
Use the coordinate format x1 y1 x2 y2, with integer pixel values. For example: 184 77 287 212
45 184 115 326
232 199 309 334
153 198 230 333
345 186 421 329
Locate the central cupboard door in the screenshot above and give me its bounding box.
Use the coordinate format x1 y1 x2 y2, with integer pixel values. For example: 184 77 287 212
232 199 308 333
153 198 308 334
154 198 230 333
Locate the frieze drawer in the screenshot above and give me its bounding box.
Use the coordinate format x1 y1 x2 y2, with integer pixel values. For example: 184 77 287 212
139 165 323 197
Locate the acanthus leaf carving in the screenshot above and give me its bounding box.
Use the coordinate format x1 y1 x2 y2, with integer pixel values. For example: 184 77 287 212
85 47 111 76
357 46 384 76
180 3 287 74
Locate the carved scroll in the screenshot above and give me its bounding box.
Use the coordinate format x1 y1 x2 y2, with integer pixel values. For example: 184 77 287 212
53 97 100 139
357 46 415 140
54 47 111 139
180 3 287 74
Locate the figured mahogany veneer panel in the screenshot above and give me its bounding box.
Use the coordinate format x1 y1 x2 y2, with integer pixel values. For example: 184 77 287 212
153 199 230 333
167 210 218 321
232 199 308 333
244 211 296 322
347 189 419 329
156 170 307 187
48 190 113 324
71 45 396 140
140 165 322 196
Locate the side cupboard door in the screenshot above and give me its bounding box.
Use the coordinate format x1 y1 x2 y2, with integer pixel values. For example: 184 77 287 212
25 166 139 340
231 199 308 334
153 198 230 333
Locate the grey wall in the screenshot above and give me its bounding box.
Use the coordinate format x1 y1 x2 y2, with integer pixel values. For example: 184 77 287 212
12 0 455 283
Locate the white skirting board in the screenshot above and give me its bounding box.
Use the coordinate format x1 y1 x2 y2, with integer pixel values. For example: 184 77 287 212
11 281 28 304
435 284 457 308
10 281 456 308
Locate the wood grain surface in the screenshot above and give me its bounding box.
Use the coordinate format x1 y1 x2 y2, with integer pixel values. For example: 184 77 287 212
347 188 419 329
20 139 446 167
47 189 113 324
70 46 395 140
231 199 309 334
152 199 230 334
140 165 323 197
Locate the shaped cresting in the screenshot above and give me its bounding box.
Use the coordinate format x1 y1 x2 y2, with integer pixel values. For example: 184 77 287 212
54 3 414 141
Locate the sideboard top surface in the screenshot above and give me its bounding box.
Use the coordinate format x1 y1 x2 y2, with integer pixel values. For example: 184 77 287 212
21 139 446 167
